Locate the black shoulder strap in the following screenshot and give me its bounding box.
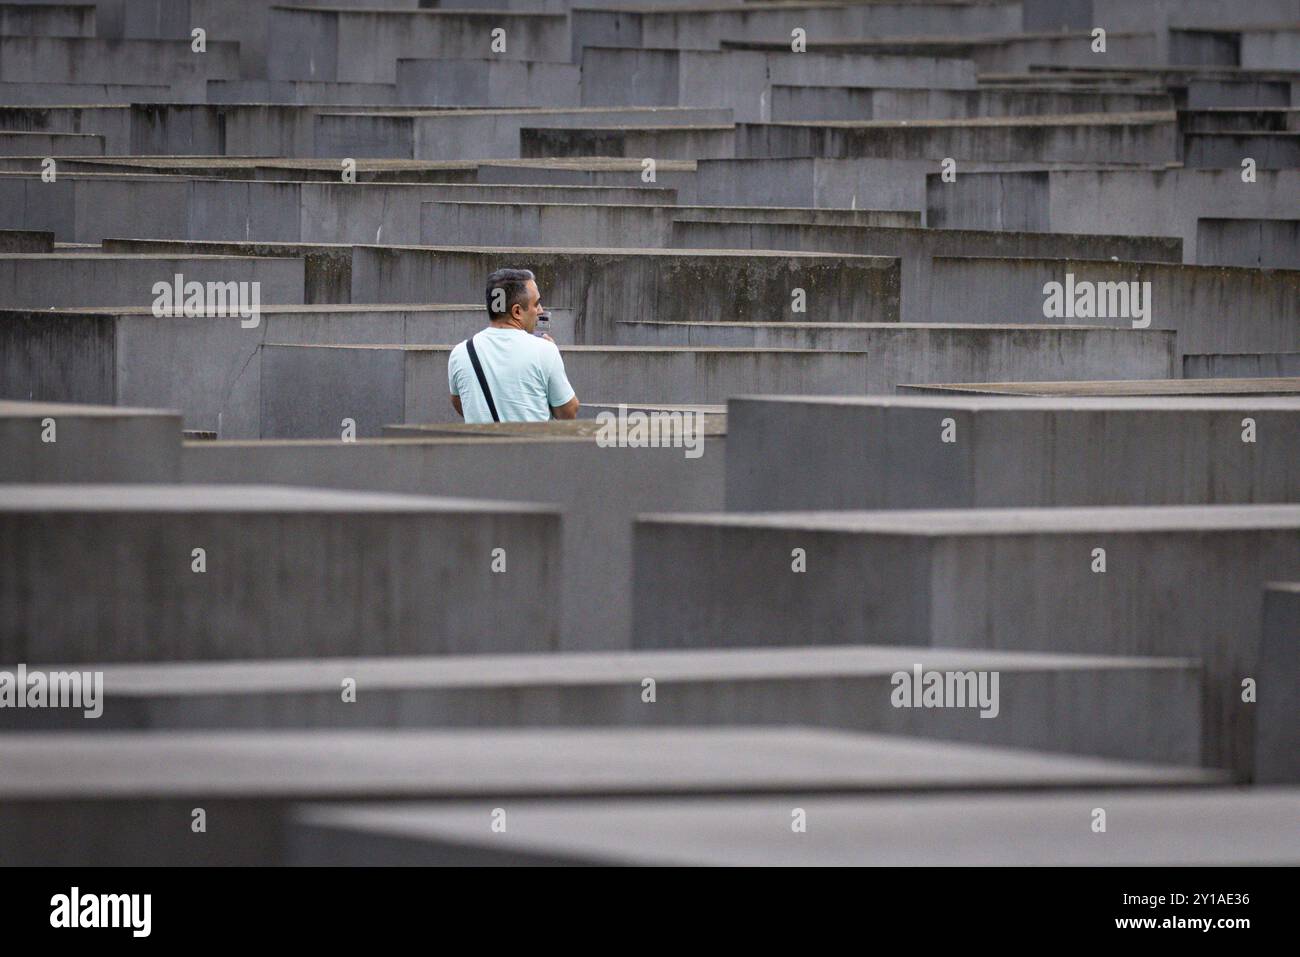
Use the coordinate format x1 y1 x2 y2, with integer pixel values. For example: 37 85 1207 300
464 334 500 422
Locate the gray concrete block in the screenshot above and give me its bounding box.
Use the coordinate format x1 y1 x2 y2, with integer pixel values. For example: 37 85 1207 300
925 167 1300 262
257 343 871 437
1197 218 1300 269
291 787 1300 866
1255 583 1300 783
632 504 1300 773
314 107 733 161
924 257 1300 362
0 81 176 105
7 646 1204 768
0 36 239 85
570 4 1021 63
350 245 902 342
1185 78 1294 109
520 124 736 160
0 229 52 252
617 322 1175 391
183 430 721 650
0 254 304 309
0 727 1221 864
0 399 181 483
0 3 95 37
268 7 571 83
579 47 978 122
475 158 697 201
723 395 1300 511
1185 353 1300 379
0 304 563 434
0 131 103 156
736 112 1178 165
1184 133 1300 170
418 201 917 248
768 85 1174 122
669 219 1182 323
0 484 561 662
395 58 580 108
898 378 1300 397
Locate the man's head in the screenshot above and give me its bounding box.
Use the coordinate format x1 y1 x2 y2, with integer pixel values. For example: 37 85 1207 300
485 268 543 334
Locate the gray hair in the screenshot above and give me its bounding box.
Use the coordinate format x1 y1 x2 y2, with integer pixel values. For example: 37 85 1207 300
485 268 536 319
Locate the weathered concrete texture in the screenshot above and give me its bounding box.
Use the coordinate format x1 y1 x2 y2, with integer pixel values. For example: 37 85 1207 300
314 107 733 161
669 219 1182 323
0 80 176 104
0 229 52 252
101 239 354 304
0 104 133 153
350 245 902 342
474 158 698 202
925 257 1300 362
0 305 570 434
899 378 1300 397
725 31 1161 73
0 173 678 245
186 432 721 650
617 322 1174 392
1183 132 1300 169
1256 583 1300 783
632 505 1300 775
419 200 916 248
0 130 103 155
5 646 1203 768
520 124 737 160
0 3 95 37
257 343 871 437
1197 218 1300 269
768 85 1174 122
579 47 978 122
695 156 941 210
0 400 182 483
395 58 580 107
1185 353 1300 379
0 36 239 85
925 167 1300 263
1185 77 1295 109
0 728 1221 865
268 7 572 82
0 484 561 662
206 79 399 105
0 254 304 309
570 4 1021 62
290 788 1300 866
736 112 1178 164
723 395 1300 511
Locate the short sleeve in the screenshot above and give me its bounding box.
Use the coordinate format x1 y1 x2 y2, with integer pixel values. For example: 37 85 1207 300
448 343 461 396
545 343 575 407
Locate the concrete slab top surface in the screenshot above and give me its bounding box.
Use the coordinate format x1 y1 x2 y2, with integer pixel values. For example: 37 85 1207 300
0 484 559 515
480 158 696 171
295 788 1300 866
0 400 180 418
771 110 1176 129
638 504 1300 535
361 243 898 261
0 254 301 262
730 393 1300 412
0 728 1223 799
619 321 1170 332
279 343 869 354
904 378 1300 396
385 419 727 438
3 304 483 317
51 646 1200 697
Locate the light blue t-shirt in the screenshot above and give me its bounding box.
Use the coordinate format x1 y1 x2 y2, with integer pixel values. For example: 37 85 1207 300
448 327 576 423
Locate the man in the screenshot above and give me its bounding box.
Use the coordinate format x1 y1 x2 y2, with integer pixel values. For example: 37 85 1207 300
448 268 580 422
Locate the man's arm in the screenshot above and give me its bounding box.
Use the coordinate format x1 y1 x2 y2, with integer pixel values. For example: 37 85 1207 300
551 395 579 420
450 394 463 418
